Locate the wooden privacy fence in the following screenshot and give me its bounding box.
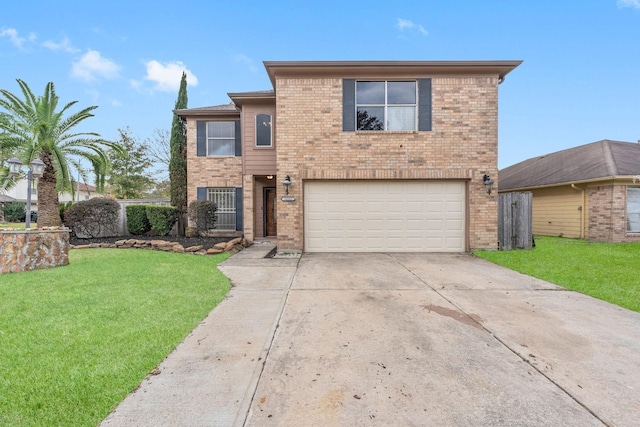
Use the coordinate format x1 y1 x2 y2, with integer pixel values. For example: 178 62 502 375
498 192 533 250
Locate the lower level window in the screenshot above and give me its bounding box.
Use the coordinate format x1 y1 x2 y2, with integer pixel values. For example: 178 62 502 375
627 187 640 232
208 188 236 230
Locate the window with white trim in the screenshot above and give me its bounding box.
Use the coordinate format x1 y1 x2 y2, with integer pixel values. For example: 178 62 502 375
356 81 417 131
207 121 235 156
256 114 272 147
208 188 236 230
627 187 640 232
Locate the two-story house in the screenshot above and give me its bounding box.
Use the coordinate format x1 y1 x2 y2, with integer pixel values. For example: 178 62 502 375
176 60 521 253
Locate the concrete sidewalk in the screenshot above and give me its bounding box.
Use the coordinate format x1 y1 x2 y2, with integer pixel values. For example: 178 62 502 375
101 243 298 426
102 249 640 426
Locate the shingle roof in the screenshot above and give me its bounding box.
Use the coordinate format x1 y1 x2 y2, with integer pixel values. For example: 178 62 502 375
499 140 640 190
174 103 239 116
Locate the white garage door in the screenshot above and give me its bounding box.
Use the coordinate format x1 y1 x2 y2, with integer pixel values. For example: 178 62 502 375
304 181 466 252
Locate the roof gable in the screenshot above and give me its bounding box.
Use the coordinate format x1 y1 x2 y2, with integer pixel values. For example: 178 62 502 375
500 140 640 190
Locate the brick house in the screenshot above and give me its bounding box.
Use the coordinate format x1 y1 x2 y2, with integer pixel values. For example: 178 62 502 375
176 60 521 253
499 140 640 243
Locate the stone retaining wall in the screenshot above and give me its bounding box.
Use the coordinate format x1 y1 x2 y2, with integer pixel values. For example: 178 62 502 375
0 228 70 274
71 237 249 255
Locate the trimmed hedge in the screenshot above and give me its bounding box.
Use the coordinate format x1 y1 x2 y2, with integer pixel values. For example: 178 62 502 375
64 198 120 238
188 200 217 235
146 205 178 236
126 205 151 235
3 201 26 222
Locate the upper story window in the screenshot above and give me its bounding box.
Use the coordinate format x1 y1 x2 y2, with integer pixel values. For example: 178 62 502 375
256 114 272 147
196 120 241 157
342 79 431 132
356 81 416 131
207 121 235 156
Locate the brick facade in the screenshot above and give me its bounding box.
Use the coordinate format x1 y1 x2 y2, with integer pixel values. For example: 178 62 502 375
178 61 522 252
274 76 499 251
588 184 640 242
185 116 243 207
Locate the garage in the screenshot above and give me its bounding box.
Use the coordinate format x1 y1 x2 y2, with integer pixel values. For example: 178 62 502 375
304 181 466 252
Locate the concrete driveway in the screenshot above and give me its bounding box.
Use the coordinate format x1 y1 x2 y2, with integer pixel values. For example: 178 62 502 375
102 245 640 427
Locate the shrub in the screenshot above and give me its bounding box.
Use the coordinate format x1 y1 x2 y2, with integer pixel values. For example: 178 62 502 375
126 205 151 235
65 198 120 238
188 200 217 235
59 201 73 224
3 201 26 222
145 205 178 236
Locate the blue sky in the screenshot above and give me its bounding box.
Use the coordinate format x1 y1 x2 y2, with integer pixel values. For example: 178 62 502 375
1 0 639 173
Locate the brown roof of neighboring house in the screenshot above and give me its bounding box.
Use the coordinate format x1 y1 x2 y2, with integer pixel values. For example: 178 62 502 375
499 140 640 191
174 103 240 117
77 183 96 192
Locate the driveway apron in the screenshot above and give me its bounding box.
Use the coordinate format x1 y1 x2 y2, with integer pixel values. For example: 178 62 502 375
246 253 639 426
102 249 640 426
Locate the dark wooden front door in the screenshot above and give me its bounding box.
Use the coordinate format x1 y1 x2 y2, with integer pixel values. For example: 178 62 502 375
265 187 277 237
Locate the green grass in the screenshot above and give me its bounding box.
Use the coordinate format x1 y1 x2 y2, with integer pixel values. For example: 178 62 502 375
474 236 640 312
0 222 26 229
0 249 231 427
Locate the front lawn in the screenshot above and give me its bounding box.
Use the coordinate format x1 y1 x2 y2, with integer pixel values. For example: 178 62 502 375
0 249 231 427
474 236 640 312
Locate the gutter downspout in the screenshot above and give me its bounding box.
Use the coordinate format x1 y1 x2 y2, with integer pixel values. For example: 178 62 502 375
571 184 585 239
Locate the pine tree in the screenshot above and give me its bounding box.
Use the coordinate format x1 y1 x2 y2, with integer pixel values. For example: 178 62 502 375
169 72 188 234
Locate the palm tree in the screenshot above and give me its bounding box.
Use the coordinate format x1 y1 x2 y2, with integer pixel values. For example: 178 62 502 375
0 79 121 227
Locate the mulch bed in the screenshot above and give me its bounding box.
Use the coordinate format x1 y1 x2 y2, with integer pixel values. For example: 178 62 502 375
69 235 233 251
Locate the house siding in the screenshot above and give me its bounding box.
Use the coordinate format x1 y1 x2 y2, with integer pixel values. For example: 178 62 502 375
242 103 277 175
531 186 584 238
274 75 500 251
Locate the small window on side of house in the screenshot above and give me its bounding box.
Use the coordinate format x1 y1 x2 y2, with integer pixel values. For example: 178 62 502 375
627 187 640 233
256 114 272 147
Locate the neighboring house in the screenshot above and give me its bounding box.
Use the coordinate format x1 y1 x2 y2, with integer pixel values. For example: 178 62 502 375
2 179 99 209
499 140 640 243
176 60 522 253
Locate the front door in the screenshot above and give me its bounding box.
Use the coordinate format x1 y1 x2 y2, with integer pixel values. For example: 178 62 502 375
265 187 277 237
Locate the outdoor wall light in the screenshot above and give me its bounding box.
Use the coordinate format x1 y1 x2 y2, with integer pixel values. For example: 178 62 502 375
282 175 292 195
483 174 494 195
266 175 274 180
7 157 46 229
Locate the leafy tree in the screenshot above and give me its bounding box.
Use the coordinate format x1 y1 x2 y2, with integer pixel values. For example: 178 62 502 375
0 80 120 227
106 128 155 199
170 72 188 235
147 179 171 198
357 110 384 130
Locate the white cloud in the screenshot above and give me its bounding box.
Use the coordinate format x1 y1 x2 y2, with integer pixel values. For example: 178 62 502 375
233 54 259 73
43 36 79 53
0 28 27 49
72 50 121 82
397 18 429 36
129 79 142 91
143 60 198 92
617 0 640 8
111 99 122 107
